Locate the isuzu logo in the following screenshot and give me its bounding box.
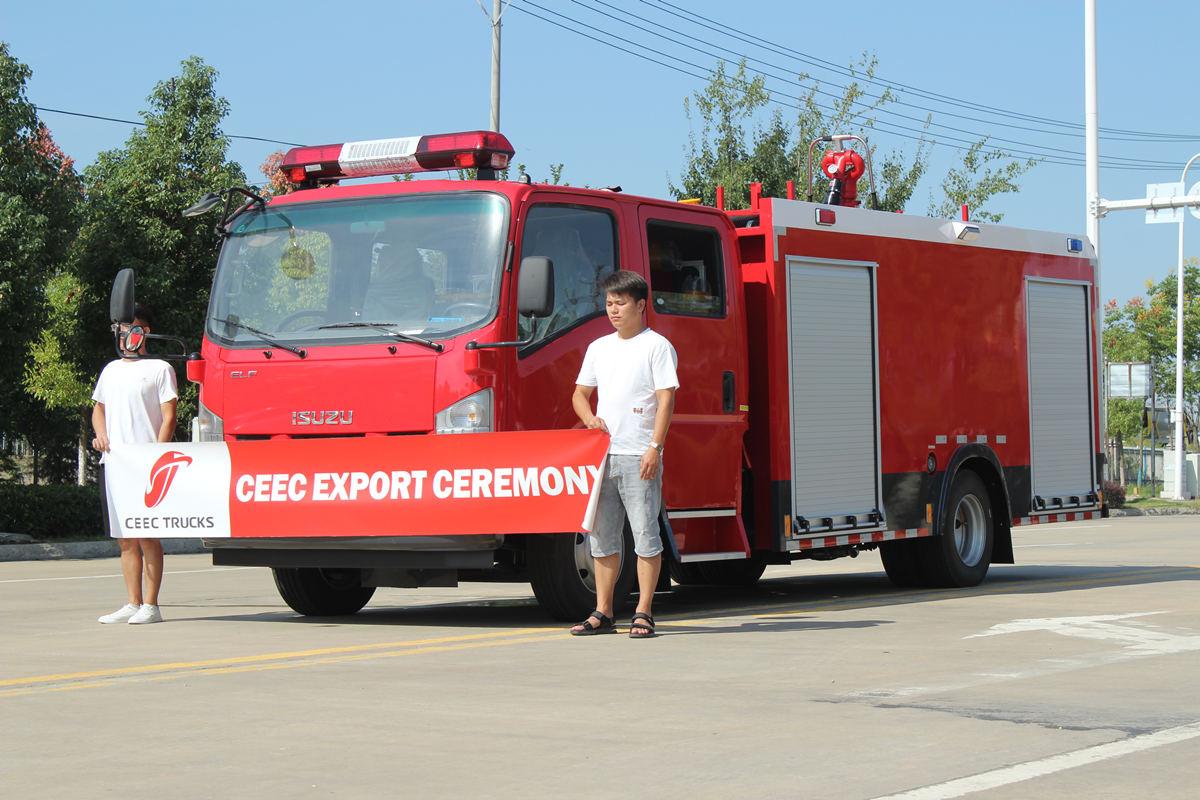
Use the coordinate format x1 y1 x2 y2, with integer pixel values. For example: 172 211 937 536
291 410 355 426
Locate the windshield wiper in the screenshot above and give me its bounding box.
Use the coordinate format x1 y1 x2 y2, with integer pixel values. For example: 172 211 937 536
211 317 306 358
317 322 443 352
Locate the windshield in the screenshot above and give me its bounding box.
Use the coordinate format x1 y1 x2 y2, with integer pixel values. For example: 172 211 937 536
207 192 508 346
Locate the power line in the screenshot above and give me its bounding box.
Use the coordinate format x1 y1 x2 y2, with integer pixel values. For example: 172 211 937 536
511 1 1187 172
645 0 1200 142
595 0 1195 146
571 0 1190 165
35 106 305 148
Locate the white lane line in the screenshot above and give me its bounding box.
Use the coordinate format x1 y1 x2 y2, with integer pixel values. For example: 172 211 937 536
872 720 1200 799
0 567 254 585
1027 524 1111 530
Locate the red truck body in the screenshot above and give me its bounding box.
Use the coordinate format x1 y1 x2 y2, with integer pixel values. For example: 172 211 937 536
175 132 1100 619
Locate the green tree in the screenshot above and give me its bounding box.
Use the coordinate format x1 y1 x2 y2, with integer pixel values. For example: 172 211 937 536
0 43 83 483
1103 259 1200 445
671 56 1030 218
27 56 246 450
931 140 1035 223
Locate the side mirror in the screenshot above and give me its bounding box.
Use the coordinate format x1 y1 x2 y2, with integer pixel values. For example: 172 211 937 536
183 192 223 218
517 256 555 318
110 268 136 324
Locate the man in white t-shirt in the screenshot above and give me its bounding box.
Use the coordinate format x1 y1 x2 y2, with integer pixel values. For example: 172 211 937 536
570 270 678 639
92 304 179 625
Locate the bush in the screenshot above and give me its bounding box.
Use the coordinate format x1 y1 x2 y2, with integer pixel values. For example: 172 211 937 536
1101 479 1126 509
0 483 103 540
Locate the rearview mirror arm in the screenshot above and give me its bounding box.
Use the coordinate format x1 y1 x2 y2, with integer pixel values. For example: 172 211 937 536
465 316 541 350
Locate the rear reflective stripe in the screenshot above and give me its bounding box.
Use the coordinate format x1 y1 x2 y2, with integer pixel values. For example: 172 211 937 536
793 527 930 551
1012 510 1099 526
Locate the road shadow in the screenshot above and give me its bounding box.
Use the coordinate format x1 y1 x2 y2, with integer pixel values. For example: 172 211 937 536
190 562 1199 630
654 562 1200 624
659 617 892 636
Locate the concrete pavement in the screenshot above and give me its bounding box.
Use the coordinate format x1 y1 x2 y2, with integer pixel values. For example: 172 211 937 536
1 515 1197 798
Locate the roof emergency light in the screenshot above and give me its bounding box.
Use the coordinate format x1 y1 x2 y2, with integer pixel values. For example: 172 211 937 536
280 131 515 187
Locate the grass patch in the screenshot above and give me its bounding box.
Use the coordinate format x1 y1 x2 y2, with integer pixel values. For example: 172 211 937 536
1124 496 1200 510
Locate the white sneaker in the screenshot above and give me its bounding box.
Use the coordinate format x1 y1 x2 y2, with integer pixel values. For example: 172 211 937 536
127 604 163 625
98 603 142 624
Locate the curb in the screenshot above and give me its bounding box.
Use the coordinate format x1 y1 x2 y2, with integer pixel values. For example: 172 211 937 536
1108 507 1200 517
0 539 207 562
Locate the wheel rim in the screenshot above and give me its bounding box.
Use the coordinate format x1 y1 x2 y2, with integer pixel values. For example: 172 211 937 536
573 533 597 592
572 532 623 593
952 493 987 567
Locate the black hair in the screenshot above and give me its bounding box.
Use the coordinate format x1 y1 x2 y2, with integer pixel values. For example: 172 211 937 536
133 303 155 329
600 269 648 303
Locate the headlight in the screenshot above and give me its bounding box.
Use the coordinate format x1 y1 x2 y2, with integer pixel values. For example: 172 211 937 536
192 399 225 442
435 388 493 434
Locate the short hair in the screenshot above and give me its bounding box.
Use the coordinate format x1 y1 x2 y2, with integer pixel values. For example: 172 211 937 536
600 269 648 303
133 303 155 329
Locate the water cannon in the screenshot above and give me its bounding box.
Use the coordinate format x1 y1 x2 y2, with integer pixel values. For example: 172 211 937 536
805 134 880 210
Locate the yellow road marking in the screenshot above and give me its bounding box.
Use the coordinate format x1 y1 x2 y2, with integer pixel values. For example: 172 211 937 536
0 627 552 688
0 634 561 699
3 564 1195 698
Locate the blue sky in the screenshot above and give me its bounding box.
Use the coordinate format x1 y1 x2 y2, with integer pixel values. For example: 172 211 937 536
6 1 1199 305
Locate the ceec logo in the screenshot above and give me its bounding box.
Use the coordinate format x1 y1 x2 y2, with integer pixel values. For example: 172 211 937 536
144 450 193 508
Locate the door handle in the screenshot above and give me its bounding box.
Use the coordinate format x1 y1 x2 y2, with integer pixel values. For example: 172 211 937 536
722 371 735 413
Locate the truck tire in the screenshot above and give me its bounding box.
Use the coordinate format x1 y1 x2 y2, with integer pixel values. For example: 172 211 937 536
698 555 768 587
527 529 637 621
880 540 924 587
273 567 375 616
669 560 709 586
919 470 994 587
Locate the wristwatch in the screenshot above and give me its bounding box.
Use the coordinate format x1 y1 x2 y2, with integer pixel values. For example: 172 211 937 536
650 441 664 455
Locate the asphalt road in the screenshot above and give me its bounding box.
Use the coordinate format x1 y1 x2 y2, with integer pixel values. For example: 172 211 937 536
3 516 1198 799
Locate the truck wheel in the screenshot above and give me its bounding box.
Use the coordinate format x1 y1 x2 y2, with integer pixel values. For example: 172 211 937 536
273 567 375 616
919 470 994 587
698 555 768 587
669 561 709 586
527 528 637 621
879 540 924 587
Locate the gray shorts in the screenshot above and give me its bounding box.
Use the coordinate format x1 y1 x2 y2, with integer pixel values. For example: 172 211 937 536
589 454 663 559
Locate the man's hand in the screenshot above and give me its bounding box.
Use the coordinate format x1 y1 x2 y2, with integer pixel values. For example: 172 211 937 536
640 446 660 480
585 415 609 433
91 434 110 453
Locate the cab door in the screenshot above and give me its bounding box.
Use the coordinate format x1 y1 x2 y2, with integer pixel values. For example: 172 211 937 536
639 205 749 557
509 195 624 433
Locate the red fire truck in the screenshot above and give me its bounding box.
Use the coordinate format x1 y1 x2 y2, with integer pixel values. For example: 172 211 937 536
112 130 1102 620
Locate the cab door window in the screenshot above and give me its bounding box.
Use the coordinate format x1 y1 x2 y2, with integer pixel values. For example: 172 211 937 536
518 204 618 345
647 221 725 318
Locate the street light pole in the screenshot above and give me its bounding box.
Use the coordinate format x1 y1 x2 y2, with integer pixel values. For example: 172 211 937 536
1171 154 1200 498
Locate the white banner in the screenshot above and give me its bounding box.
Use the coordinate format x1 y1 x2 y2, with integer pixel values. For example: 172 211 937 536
104 443 232 538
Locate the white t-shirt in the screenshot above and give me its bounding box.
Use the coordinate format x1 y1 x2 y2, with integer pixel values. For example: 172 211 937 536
576 328 679 456
92 358 179 462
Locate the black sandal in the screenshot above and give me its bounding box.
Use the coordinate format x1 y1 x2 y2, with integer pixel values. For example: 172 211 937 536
570 610 617 636
629 612 656 639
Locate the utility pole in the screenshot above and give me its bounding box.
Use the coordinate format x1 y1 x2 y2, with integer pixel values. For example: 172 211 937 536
1084 0 1105 478
479 0 509 132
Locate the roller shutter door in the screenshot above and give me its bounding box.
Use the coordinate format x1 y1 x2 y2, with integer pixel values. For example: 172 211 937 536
787 259 883 532
1026 280 1096 507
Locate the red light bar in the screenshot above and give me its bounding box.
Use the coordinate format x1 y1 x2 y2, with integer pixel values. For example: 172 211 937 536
279 131 515 186
815 208 837 226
